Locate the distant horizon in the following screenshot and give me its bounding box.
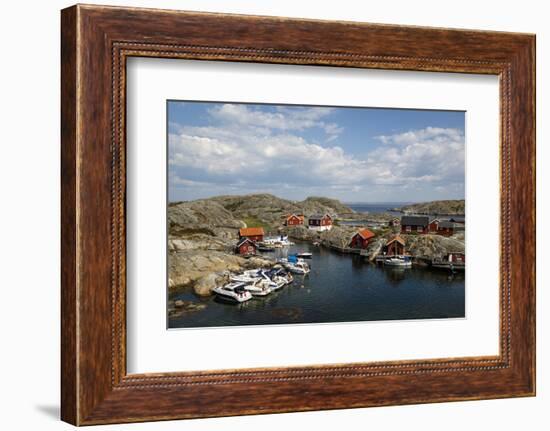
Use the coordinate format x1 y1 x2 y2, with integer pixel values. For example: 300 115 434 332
168 101 465 202
168 192 463 206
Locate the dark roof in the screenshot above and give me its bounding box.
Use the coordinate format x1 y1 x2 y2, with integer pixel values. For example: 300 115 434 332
401 216 430 227
438 221 458 229
309 214 332 220
449 216 465 223
236 237 256 247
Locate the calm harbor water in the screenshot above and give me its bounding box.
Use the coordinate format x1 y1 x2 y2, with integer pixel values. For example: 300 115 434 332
346 202 411 215
168 241 465 329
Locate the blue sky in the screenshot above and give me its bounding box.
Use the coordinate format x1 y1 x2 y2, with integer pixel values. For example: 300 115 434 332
168 101 465 203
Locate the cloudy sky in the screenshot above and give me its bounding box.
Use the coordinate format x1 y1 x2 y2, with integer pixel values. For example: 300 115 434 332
168 101 465 203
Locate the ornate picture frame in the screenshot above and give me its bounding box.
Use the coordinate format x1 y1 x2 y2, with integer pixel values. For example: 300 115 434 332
61 4 535 425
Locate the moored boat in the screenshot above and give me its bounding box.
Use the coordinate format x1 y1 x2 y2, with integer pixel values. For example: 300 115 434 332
213 282 253 303
287 261 310 274
263 235 294 247
244 280 272 296
258 243 276 252
383 255 412 268
431 253 465 272
278 256 311 274
296 252 312 259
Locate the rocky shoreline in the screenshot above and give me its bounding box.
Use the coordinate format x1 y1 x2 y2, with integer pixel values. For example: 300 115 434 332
390 199 465 216
282 225 464 261
168 194 465 298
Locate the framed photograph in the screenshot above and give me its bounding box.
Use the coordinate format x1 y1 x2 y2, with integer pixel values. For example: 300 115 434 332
61 4 535 425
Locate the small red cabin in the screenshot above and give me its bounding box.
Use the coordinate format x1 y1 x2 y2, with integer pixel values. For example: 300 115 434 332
236 238 257 255
401 216 430 234
446 252 465 263
385 235 406 256
239 227 265 242
308 214 333 231
285 214 305 226
428 218 440 232
349 228 375 249
437 221 458 236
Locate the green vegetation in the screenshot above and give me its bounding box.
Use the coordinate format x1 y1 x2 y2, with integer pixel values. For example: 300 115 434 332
243 216 272 231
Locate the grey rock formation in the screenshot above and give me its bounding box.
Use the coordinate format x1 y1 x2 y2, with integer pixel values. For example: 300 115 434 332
392 200 465 216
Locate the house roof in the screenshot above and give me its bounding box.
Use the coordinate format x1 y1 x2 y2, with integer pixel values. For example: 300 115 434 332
386 235 406 246
239 227 265 237
309 213 332 220
401 215 430 226
355 228 375 240
438 221 458 229
236 237 256 247
286 213 304 220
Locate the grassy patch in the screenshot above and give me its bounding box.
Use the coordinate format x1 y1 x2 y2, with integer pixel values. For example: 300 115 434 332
243 216 272 231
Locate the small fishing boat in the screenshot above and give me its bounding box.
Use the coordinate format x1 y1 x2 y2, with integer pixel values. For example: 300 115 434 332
296 252 312 259
383 256 412 268
213 282 253 303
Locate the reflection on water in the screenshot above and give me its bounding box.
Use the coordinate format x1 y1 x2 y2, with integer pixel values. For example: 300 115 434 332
168 241 465 328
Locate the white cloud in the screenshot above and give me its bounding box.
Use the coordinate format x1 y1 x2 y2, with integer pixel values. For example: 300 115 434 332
169 104 464 201
208 104 340 138
370 127 465 185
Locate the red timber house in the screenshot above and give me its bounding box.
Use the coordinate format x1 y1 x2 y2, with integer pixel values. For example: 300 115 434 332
238 227 265 242
385 235 406 256
428 218 440 232
437 221 459 236
401 216 430 234
236 237 257 255
284 213 304 226
349 228 375 249
447 252 465 263
307 214 333 231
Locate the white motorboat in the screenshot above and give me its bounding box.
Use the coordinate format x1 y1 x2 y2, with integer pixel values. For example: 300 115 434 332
230 273 262 284
254 278 282 292
243 280 272 296
285 261 310 275
259 270 286 291
296 252 312 259
213 282 253 303
271 276 288 289
383 256 412 268
276 270 294 284
263 235 294 247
